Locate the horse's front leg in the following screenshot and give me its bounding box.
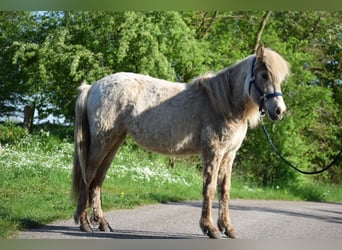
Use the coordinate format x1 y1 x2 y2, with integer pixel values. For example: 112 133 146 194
199 150 223 239
217 151 236 238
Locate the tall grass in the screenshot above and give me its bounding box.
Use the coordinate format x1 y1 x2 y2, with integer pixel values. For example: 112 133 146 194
0 127 341 238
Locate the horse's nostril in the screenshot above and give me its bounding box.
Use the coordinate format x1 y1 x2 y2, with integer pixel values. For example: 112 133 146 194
276 107 282 115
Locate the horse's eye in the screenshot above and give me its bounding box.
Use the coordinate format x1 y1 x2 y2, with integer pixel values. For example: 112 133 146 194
261 73 269 80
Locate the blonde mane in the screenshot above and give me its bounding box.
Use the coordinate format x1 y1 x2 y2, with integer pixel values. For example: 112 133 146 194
191 48 290 127
263 48 290 84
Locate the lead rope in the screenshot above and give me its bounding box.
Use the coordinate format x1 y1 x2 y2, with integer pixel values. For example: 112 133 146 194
261 118 342 175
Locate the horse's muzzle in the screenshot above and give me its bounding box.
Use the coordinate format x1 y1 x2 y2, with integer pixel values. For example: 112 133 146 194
268 106 286 121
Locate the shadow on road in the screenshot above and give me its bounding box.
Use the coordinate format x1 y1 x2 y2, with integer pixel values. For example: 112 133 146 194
23 225 206 239
169 200 342 225
19 200 342 239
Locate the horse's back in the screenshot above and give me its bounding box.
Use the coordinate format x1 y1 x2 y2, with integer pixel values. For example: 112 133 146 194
90 72 186 105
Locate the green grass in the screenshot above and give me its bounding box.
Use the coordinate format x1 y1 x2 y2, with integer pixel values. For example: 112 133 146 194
231 177 342 202
0 130 341 239
0 134 74 238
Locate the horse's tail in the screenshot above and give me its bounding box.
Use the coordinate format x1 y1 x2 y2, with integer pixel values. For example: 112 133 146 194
72 82 92 203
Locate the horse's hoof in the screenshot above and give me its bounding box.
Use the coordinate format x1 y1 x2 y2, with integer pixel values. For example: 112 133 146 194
217 220 236 239
224 229 236 239
99 223 113 232
207 230 222 239
90 214 99 227
80 224 93 233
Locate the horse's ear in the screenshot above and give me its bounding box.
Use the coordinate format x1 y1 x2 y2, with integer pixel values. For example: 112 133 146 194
256 44 265 59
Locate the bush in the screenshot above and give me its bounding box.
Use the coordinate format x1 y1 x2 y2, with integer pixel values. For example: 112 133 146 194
290 182 326 202
0 122 28 144
32 123 74 141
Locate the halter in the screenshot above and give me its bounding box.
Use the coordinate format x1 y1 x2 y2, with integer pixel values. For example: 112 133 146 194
248 57 283 116
249 58 342 176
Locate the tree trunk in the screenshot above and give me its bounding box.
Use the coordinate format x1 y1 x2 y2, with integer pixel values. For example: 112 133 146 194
23 104 35 132
168 157 176 168
196 11 218 39
254 11 272 53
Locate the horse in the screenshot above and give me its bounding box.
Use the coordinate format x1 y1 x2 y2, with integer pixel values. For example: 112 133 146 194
71 45 290 239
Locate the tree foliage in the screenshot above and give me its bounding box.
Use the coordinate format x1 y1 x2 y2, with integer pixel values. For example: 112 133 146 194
0 11 341 185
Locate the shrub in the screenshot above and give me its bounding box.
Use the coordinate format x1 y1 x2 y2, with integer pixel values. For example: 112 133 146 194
0 122 29 144
290 182 326 202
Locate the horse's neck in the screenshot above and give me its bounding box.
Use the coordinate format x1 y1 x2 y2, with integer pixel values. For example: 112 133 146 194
223 59 259 124
225 62 250 104
239 59 261 127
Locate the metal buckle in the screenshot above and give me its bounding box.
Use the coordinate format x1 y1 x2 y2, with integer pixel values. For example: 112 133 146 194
259 109 266 118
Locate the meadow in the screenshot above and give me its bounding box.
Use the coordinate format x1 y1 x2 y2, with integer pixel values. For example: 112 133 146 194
0 126 341 239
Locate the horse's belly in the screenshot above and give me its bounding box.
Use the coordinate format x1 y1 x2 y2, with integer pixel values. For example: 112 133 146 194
142 143 200 156
128 126 201 156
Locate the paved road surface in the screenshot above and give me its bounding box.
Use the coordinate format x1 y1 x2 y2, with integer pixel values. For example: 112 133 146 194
17 199 342 239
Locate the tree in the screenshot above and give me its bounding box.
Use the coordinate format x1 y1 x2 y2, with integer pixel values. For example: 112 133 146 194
183 11 341 186
1 11 340 185
4 11 208 123
0 12 33 122
234 11 341 185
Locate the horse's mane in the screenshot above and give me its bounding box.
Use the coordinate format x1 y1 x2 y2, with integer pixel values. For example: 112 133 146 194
191 48 290 125
262 48 290 84
191 69 237 118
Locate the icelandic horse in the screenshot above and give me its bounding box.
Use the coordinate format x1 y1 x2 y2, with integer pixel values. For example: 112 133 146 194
72 45 290 238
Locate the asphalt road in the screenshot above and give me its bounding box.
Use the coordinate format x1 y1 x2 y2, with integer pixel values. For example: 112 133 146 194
17 199 342 239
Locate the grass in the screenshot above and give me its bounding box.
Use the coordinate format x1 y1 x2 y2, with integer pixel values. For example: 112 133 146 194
0 133 74 238
0 128 341 238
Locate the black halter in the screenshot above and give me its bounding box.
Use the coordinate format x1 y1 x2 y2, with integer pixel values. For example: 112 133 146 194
250 58 342 175
248 57 283 115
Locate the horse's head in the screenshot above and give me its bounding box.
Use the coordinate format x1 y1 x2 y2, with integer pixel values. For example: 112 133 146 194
249 45 290 121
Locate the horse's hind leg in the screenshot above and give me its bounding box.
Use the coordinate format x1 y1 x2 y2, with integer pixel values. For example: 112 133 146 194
74 180 92 232
217 151 236 238
89 186 111 232
89 132 127 232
